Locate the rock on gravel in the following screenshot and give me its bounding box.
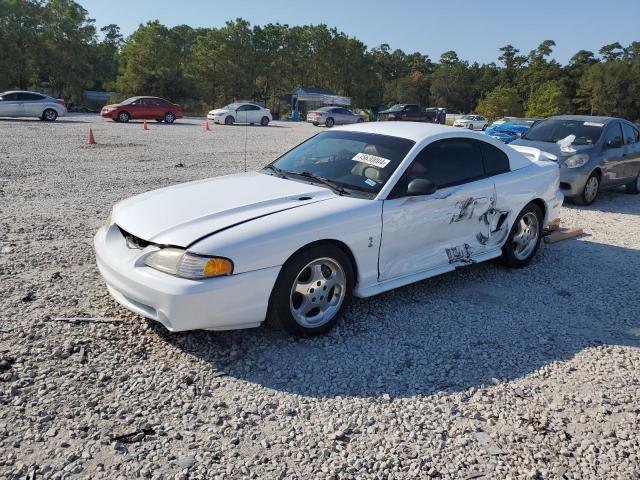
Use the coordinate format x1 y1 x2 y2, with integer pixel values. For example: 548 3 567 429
1 115 639 479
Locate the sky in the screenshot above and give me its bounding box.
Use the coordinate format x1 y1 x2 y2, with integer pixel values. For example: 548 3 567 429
76 0 638 65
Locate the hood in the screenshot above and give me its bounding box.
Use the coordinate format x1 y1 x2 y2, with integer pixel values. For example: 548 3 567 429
113 172 336 247
379 108 401 114
208 108 232 115
102 104 120 109
511 138 595 159
455 118 471 123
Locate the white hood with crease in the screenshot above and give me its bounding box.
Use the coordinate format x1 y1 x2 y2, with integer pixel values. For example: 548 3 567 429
112 172 335 247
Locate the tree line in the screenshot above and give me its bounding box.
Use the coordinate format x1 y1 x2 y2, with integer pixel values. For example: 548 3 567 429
2 0 639 120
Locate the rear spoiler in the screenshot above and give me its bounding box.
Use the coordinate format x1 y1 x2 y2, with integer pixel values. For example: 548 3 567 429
509 145 557 162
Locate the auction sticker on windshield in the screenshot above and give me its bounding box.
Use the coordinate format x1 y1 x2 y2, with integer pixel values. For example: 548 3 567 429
352 152 391 168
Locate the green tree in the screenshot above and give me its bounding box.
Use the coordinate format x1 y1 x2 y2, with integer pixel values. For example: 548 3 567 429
476 85 523 121
0 0 42 89
114 20 183 99
525 80 569 117
430 51 474 112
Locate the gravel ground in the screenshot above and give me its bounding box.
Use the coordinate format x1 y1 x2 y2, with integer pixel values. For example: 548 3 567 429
1 115 639 479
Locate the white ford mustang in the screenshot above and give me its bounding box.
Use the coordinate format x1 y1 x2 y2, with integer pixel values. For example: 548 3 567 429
95 122 563 337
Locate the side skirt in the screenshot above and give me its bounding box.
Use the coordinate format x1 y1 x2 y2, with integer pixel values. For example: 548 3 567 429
354 248 503 298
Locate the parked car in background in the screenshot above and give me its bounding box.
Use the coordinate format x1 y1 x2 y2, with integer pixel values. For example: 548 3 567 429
307 106 364 127
0 90 66 121
512 115 640 205
101 97 183 123
485 117 540 143
378 104 433 122
95 122 562 337
207 102 272 126
453 115 488 130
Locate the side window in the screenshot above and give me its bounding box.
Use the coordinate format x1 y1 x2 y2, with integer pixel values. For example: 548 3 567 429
237 104 251 111
405 105 418 113
479 141 510 175
20 93 44 101
249 105 261 111
604 123 624 148
409 138 485 188
622 123 639 145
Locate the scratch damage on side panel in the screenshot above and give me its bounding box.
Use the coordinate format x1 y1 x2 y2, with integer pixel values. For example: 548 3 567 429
477 196 510 246
450 197 476 223
446 243 474 265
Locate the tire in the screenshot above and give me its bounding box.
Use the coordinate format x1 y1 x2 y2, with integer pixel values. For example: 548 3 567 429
625 172 640 194
501 203 543 268
42 109 58 121
312 122 319 126
467 123 474 130
574 171 600 205
164 112 175 124
357 118 364 123
117 111 130 123
325 117 335 128
482 124 487 131
267 244 354 338
260 116 269 126
224 115 234 125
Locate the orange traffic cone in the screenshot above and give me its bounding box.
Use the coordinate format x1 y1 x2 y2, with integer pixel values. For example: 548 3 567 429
88 128 96 145
143 120 148 130
205 120 210 131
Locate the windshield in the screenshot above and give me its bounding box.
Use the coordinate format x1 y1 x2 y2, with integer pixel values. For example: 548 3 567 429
122 97 139 105
460 115 474 120
523 119 604 145
265 131 415 197
387 104 404 112
222 103 241 110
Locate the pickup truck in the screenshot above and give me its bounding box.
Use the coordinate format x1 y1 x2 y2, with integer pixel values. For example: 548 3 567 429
378 104 436 122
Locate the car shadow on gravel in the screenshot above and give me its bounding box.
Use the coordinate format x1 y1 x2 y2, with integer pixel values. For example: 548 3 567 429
0 118 89 124
563 188 639 214
156 239 640 399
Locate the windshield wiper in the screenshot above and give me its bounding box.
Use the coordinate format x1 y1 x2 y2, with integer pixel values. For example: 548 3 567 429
286 171 350 196
262 164 287 178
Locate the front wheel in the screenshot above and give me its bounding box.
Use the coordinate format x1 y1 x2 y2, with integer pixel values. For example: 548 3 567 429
224 115 234 125
267 244 354 337
325 117 335 128
117 111 130 123
42 109 58 121
467 123 474 130
260 116 270 126
501 203 543 268
575 172 600 205
482 124 487 131
625 173 640 194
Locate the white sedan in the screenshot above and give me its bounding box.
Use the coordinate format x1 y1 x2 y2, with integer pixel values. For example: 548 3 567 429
95 123 563 337
207 102 272 126
0 90 67 121
454 115 488 130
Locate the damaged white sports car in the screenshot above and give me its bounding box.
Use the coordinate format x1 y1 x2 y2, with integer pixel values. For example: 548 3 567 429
95 122 563 337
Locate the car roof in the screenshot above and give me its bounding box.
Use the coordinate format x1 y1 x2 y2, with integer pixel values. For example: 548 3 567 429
546 115 616 123
335 121 467 142
1 90 49 96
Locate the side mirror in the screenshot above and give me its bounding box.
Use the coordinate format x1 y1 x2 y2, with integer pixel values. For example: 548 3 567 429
407 178 437 196
606 139 622 148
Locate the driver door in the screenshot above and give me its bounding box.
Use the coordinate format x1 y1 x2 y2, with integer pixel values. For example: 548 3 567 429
235 105 249 124
379 138 495 281
0 92 24 117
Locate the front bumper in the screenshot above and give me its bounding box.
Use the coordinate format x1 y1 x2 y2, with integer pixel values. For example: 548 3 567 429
94 224 281 331
101 110 117 119
557 164 593 198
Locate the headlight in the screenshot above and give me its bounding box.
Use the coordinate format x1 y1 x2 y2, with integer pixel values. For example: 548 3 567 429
144 248 233 279
563 154 589 169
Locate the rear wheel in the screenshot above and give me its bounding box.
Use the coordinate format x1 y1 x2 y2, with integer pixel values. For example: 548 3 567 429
482 124 487 131
501 203 543 268
42 109 58 121
575 172 600 205
267 244 354 337
164 112 175 124
325 117 335 128
117 111 130 123
260 116 269 126
625 173 640 194
357 117 364 123
224 115 234 125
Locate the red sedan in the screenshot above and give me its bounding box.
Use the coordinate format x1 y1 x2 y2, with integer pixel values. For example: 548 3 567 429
101 96 183 123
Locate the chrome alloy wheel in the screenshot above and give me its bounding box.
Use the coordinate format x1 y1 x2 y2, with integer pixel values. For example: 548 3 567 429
289 257 346 328
512 212 539 261
584 175 599 203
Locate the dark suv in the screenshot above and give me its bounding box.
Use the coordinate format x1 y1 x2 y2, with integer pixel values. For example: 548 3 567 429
512 115 640 204
378 104 433 122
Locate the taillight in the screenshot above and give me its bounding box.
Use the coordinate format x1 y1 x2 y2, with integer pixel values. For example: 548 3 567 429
55 99 65 106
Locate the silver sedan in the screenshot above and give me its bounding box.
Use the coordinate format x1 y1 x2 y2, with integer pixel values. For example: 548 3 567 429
0 90 67 121
307 106 364 128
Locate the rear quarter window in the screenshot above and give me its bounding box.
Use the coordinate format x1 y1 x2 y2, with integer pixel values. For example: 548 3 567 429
479 142 510 175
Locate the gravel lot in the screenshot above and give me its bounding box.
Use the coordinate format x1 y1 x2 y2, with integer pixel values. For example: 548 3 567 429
1 115 639 479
